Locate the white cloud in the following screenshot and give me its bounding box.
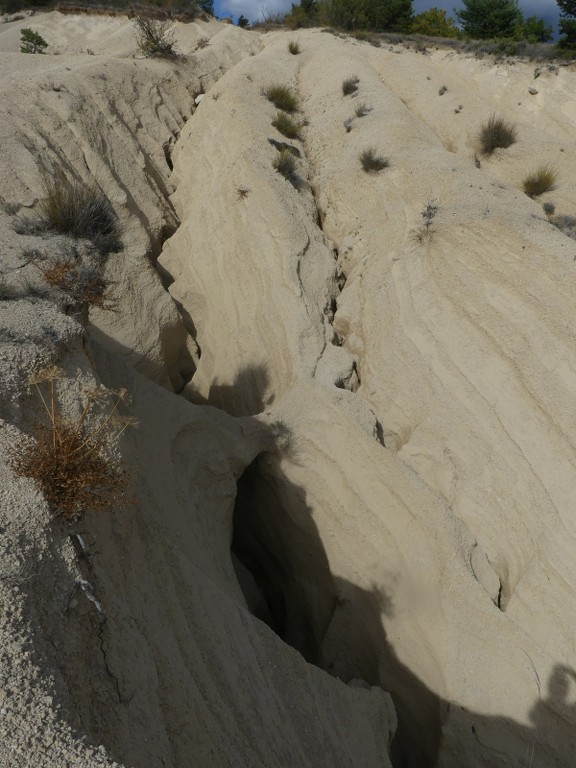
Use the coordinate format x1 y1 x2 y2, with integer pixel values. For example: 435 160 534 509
219 0 292 21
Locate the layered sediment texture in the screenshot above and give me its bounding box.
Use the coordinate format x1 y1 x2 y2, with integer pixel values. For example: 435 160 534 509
1 14 576 768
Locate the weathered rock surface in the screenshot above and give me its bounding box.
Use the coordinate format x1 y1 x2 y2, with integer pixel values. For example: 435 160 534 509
1 14 576 768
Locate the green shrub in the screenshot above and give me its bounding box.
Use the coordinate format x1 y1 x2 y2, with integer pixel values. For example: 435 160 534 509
272 111 301 139
264 84 299 112
133 15 177 57
360 148 389 172
522 165 558 197
478 115 517 154
20 28 47 54
342 76 359 95
38 172 122 254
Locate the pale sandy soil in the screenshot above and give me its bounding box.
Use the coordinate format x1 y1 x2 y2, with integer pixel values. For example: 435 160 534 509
1 13 576 768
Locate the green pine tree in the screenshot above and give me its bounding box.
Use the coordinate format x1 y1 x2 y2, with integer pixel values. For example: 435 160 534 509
455 0 523 39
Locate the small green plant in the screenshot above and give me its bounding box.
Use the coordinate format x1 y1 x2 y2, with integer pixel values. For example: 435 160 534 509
478 115 518 155
264 84 299 112
20 28 48 54
411 200 438 243
273 148 298 186
272 111 301 139
354 102 371 118
133 15 177 58
8 367 134 520
288 39 300 54
342 76 359 96
360 148 389 173
522 165 558 198
543 201 555 218
38 172 121 254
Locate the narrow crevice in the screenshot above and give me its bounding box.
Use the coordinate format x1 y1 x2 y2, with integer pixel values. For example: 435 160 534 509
231 455 335 665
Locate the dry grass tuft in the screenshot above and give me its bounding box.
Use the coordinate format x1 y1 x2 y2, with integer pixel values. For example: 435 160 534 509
342 76 359 96
8 369 134 520
478 115 518 155
354 102 371 117
288 39 300 54
523 165 558 198
273 148 298 186
264 84 299 112
272 111 301 139
38 172 122 254
360 148 389 173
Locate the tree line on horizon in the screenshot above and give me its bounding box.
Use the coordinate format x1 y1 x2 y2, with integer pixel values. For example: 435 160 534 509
281 0 576 49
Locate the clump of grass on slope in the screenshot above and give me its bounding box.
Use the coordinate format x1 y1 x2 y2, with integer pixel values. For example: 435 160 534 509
288 40 300 54
522 165 558 198
274 148 298 186
478 115 517 155
38 172 122 254
272 111 301 139
360 148 389 173
264 84 299 112
342 76 359 95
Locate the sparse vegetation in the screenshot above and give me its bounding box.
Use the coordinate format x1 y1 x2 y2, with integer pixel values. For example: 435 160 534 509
438 85 447 95
288 39 300 54
37 172 121 254
354 102 371 117
273 148 298 185
342 76 359 95
360 148 389 172
543 201 556 218
272 111 301 139
237 186 250 199
20 28 47 54
478 115 518 154
522 165 558 197
133 15 177 58
40 257 111 309
411 200 439 243
264 84 299 112
549 212 576 241
8 368 134 520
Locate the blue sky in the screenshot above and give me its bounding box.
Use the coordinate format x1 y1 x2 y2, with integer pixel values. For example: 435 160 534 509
214 0 561 31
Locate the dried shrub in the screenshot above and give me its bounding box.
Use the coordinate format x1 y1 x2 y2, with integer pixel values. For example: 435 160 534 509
264 84 299 112
342 76 359 95
478 115 518 155
8 369 134 520
360 148 389 173
522 165 558 198
272 111 301 139
40 257 111 309
133 15 177 58
411 200 439 243
38 172 121 254
288 39 300 54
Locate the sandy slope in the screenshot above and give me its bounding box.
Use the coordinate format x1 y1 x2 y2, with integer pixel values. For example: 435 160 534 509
1 12 576 768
